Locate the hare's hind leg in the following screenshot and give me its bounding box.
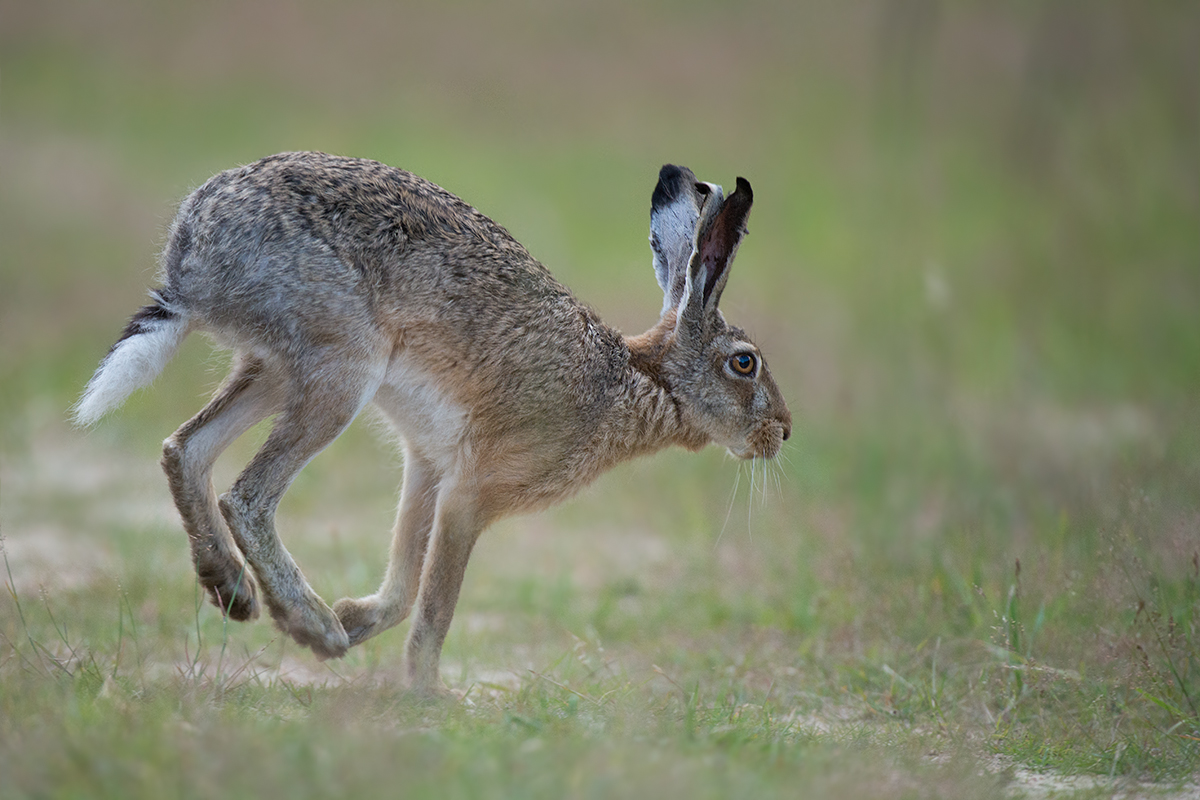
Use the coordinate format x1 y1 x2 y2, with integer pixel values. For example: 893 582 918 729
162 355 284 621
403 486 486 696
217 366 381 660
334 447 439 646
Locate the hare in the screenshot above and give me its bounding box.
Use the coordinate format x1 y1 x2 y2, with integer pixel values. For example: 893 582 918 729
74 152 791 694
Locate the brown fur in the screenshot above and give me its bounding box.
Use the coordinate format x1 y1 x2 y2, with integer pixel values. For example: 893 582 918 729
76 153 791 694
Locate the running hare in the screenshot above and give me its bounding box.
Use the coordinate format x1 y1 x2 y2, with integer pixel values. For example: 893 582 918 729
75 153 791 693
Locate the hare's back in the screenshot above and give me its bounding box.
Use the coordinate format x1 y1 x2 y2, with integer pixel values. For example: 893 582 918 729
166 152 554 337
174 151 512 272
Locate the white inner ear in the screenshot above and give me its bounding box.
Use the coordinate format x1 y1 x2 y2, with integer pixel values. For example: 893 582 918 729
651 200 700 316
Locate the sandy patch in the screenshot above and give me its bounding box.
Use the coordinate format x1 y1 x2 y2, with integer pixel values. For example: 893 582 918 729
1 525 114 595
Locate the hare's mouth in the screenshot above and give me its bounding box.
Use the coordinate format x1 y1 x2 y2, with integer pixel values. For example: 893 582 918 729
729 421 786 460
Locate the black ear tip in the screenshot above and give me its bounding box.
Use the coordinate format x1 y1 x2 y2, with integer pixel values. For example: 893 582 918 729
734 176 753 200
652 164 695 211
659 164 686 181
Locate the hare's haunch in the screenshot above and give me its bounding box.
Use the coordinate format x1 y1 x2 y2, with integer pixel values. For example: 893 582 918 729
76 153 791 692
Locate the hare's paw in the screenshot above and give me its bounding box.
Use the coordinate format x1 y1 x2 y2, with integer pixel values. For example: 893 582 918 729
405 675 459 703
332 595 384 647
269 592 350 661
204 571 260 622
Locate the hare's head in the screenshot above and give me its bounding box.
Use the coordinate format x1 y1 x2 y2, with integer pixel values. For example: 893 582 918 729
646 165 791 460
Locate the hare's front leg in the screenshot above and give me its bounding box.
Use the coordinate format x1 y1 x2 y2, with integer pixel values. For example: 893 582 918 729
218 373 378 660
161 356 283 621
402 488 486 696
334 448 439 646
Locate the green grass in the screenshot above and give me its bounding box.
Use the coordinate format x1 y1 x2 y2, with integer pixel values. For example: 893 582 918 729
2 1 1198 797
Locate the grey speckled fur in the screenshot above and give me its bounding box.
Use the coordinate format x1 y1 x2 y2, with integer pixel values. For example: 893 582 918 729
75 153 791 693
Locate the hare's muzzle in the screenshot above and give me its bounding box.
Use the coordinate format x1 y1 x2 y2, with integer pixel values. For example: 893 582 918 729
732 418 790 460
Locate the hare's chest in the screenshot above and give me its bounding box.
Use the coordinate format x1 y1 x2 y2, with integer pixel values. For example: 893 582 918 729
375 354 470 471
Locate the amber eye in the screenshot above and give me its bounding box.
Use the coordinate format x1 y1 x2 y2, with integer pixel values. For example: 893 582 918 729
729 353 757 376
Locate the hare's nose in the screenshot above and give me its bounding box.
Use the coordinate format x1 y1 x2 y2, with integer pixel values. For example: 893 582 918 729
781 421 792 441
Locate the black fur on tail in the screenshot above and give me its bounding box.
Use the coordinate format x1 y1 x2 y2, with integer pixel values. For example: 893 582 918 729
110 288 178 352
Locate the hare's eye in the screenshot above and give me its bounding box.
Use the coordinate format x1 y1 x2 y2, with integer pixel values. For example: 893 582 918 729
729 353 757 376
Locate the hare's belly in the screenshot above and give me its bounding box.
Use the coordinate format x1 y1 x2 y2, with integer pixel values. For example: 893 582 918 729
374 353 469 472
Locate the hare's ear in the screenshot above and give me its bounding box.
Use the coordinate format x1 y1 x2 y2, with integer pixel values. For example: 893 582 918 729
649 165 723 316
682 176 753 320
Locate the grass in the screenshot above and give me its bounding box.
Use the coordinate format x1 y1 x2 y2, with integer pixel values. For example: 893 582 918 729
2 1 1198 797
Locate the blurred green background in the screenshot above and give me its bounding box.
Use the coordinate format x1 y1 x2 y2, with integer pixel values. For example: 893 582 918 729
1 0 1198 794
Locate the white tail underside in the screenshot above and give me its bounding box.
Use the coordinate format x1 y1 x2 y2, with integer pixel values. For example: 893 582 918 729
72 313 190 427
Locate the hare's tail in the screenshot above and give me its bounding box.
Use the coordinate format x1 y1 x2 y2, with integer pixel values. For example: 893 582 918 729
73 289 190 427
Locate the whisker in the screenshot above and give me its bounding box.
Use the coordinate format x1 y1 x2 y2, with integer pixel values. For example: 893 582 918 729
714 461 743 552
754 456 768 510
747 457 757 542
760 462 770 505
